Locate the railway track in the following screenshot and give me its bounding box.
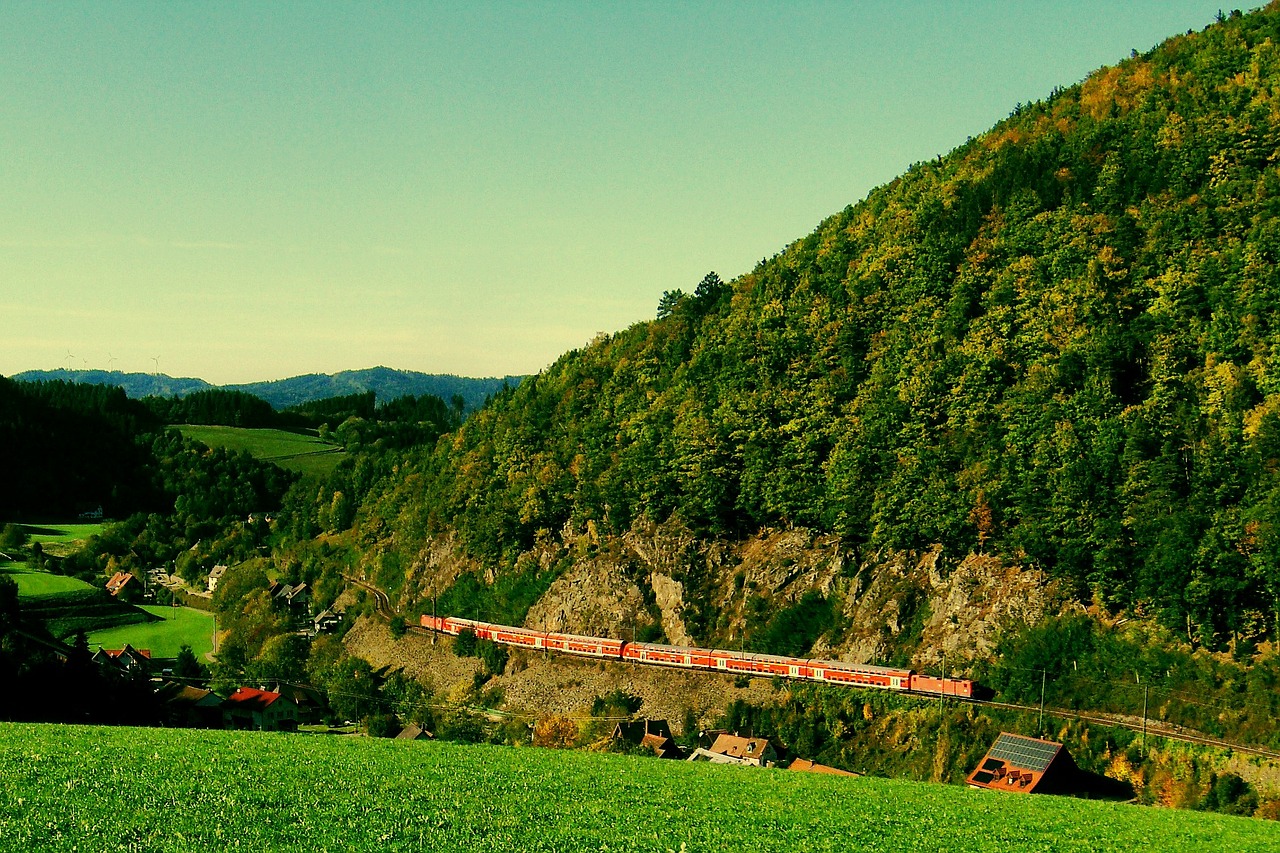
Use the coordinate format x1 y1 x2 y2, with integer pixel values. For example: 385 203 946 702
343 575 1280 761
963 696 1280 761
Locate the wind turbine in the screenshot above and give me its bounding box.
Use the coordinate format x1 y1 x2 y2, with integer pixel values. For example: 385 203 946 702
107 353 117 372
151 356 160 376
64 350 75 370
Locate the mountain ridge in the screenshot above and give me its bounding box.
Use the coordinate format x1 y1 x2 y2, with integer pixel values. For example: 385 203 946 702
9 366 525 412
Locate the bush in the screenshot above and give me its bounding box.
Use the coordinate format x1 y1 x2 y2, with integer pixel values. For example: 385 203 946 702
591 690 643 716
1200 773 1259 817
478 640 508 676
533 714 579 749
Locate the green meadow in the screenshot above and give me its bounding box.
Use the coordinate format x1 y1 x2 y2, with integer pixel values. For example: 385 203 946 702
0 523 103 600
0 566 96 600
86 605 214 658
0 723 1275 852
177 424 344 478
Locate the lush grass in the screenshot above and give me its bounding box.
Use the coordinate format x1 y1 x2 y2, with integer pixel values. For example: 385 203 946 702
85 605 214 658
0 566 96 600
177 424 344 477
25 523 106 546
0 723 1276 852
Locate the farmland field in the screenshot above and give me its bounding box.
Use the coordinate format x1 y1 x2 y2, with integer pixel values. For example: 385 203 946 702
0 724 1276 852
0 566 96 600
177 424 344 477
26 523 105 547
85 605 214 657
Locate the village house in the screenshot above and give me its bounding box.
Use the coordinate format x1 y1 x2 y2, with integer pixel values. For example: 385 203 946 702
206 564 227 593
611 719 683 759
313 608 343 634
263 682 326 725
156 682 224 728
965 733 1075 794
105 570 137 599
223 687 299 732
687 733 779 767
92 644 152 677
966 732 1135 799
395 723 433 741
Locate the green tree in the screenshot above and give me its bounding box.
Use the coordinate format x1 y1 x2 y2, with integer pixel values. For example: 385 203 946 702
173 644 204 681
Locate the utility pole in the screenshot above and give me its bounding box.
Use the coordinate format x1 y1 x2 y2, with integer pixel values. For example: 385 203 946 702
431 594 437 646
1142 684 1149 758
938 654 946 716
1039 669 1046 734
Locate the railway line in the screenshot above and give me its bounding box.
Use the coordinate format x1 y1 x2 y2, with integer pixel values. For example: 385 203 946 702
344 576 1280 761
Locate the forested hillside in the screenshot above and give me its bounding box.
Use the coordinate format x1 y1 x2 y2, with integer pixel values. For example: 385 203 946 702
341 7 1280 653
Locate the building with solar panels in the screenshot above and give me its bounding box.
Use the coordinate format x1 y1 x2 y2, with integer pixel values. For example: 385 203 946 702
966 733 1079 795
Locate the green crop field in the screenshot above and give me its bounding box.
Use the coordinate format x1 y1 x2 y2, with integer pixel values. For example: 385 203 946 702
85 605 214 658
0 724 1275 852
177 425 344 477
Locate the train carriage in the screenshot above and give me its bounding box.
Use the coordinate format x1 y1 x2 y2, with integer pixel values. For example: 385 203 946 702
420 613 977 699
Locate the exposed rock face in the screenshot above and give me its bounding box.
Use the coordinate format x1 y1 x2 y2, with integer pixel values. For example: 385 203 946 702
395 529 481 609
915 553 1058 669
385 514 1057 677
647 572 692 646
522 544 648 639
814 547 1058 670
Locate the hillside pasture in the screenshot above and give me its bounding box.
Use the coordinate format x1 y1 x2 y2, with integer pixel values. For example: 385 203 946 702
1 723 1276 852
86 605 214 658
177 424 344 478
0 566 96 600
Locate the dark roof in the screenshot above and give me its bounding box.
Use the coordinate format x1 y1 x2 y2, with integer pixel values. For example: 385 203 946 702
395 724 433 740
157 682 221 707
266 683 324 707
613 719 674 744
966 733 1070 794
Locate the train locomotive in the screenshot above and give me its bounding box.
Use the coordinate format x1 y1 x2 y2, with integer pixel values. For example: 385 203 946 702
420 614 975 698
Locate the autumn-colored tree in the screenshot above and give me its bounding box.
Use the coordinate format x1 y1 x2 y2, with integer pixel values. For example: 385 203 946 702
533 714 579 749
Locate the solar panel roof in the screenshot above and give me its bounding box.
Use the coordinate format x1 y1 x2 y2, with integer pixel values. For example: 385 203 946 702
987 734 1061 773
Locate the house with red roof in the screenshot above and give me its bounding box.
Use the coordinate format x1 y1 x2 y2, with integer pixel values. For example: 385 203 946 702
687 733 780 767
222 687 299 732
92 644 152 677
105 570 137 600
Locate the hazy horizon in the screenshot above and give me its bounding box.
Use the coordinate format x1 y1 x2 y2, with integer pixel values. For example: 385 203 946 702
1 1 1230 385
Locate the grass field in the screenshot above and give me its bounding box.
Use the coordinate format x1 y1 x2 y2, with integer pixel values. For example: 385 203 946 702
177 424 345 478
0 566 96 600
85 604 214 657
0 723 1275 852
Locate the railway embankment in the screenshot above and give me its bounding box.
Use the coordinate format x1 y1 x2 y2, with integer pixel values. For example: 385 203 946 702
343 613 776 731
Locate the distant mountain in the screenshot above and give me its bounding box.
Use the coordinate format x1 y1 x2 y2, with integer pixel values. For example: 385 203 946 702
229 367 524 411
10 370 213 399
9 367 524 412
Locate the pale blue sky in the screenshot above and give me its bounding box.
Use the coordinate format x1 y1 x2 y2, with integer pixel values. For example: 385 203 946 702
0 2 1233 383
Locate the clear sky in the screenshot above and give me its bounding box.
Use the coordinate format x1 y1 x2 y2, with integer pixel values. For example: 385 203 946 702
0 1 1234 384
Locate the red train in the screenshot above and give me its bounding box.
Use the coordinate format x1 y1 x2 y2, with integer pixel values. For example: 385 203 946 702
420 614 975 698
